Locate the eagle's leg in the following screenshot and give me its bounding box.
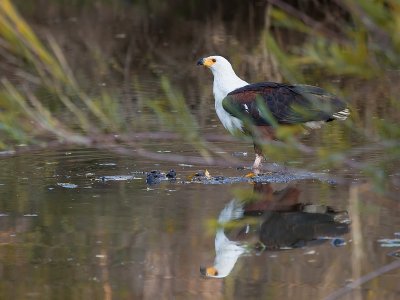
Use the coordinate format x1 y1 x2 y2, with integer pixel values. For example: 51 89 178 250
252 154 264 174
252 144 265 174
251 126 276 174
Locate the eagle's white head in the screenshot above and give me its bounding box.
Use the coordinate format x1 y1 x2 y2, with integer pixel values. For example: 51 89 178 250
197 55 249 133
200 230 246 278
196 55 236 76
200 199 247 278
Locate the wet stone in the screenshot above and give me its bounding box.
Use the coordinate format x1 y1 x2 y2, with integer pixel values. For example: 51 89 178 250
146 172 162 185
57 183 78 189
99 175 138 182
143 169 336 185
146 169 177 185
194 171 205 177
166 169 176 179
331 238 347 247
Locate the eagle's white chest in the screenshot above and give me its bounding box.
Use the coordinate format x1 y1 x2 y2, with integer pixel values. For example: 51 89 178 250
213 77 248 134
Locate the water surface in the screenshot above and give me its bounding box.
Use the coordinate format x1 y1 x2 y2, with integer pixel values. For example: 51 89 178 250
0 146 399 299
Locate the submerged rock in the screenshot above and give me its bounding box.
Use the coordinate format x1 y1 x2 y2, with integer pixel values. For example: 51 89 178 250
57 183 78 189
143 168 335 185
146 170 162 184
146 169 176 184
99 175 139 182
166 169 177 179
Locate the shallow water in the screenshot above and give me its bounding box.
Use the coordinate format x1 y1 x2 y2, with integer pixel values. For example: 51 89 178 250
0 146 399 299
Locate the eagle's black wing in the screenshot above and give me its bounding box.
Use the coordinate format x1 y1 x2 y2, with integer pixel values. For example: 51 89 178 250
222 82 348 126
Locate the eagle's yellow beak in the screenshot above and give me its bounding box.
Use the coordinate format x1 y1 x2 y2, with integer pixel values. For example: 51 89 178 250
196 57 216 68
200 266 219 277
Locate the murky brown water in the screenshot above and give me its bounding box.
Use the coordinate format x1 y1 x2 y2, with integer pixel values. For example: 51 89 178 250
0 144 399 299
0 1 399 299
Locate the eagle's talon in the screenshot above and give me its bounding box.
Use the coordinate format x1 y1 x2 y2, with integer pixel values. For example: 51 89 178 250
245 172 256 178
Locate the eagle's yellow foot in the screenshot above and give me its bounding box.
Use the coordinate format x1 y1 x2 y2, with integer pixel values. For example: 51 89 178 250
245 172 256 178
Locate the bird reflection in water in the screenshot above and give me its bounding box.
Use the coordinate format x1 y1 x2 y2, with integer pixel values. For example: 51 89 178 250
200 183 350 278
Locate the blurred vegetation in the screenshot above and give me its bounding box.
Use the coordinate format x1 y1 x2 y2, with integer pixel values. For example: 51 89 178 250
0 0 399 191
0 0 115 143
266 0 400 191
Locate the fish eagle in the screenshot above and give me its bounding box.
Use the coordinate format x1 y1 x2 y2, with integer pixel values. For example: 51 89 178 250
197 55 349 172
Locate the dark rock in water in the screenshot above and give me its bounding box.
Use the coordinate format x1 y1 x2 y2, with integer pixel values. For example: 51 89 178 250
232 151 248 157
146 169 176 184
236 166 247 170
331 238 346 247
166 169 176 179
194 171 205 177
145 168 335 185
146 171 162 184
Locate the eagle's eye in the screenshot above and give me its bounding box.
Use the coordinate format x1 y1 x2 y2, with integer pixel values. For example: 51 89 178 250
212 58 216 63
